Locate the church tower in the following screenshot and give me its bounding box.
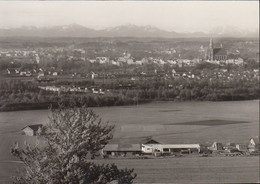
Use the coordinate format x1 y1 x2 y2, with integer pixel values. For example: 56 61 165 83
208 38 214 61
209 38 213 49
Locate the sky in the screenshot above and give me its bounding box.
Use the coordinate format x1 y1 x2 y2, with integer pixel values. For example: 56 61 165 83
0 1 258 33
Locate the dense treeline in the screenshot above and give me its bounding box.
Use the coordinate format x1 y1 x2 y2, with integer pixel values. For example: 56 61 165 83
0 74 259 111
0 79 146 111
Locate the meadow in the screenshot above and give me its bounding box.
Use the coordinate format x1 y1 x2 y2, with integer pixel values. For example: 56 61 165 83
94 156 259 183
0 100 259 183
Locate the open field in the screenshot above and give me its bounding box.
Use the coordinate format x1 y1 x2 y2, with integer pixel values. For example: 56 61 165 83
1 156 258 184
94 157 259 183
0 100 259 183
174 119 250 126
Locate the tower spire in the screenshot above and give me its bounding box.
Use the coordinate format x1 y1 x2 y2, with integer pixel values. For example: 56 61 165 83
209 38 213 49
208 38 214 61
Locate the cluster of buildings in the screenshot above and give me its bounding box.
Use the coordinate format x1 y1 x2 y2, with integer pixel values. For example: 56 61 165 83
101 138 259 158
208 138 260 156
20 122 260 156
205 38 244 65
1 38 259 72
21 123 259 158
6 68 32 77
0 50 40 63
87 54 201 67
6 67 60 78
83 39 249 67
2 38 258 83
38 85 106 95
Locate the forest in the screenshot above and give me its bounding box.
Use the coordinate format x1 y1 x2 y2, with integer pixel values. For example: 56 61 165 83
0 72 258 111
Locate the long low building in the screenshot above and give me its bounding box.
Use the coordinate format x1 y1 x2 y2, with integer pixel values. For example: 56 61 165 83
101 142 201 156
142 144 201 154
102 144 142 156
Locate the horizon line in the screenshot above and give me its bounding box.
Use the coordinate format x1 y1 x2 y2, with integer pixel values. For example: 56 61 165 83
0 23 259 34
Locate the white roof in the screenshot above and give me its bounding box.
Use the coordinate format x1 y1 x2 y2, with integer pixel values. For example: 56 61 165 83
143 144 200 149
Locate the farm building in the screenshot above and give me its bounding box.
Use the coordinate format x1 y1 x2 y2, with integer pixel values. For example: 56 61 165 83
141 139 161 154
102 144 141 157
224 143 237 150
141 143 201 155
248 137 259 152
21 124 43 136
210 142 224 151
235 144 248 151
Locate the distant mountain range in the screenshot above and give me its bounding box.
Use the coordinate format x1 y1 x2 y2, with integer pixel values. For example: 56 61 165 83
0 24 258 38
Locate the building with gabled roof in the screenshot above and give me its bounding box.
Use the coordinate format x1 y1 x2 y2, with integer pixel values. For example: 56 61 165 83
248 137 259 152
235 144 248 151
6 68 16 75
21 124 43 136
144 139 160 144
210 142 224 151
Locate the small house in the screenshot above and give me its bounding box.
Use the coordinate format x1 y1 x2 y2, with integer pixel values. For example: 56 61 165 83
92 88 99 94
210 142 224 151
248 137 259 152
53 72 58 76
6 68 16 75
99 89 105 95
235 144 248 151
21 124 43 136
225 142 237 150
91 72 98 80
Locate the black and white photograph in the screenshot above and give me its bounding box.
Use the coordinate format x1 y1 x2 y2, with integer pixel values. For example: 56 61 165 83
0 1 259 183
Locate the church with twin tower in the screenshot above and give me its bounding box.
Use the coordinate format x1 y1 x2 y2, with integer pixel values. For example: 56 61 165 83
206 38 228 61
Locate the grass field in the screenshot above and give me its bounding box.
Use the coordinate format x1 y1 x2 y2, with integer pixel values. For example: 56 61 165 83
0 156 259 184
94 157 259 183
173 119 250 126
0 100 259 183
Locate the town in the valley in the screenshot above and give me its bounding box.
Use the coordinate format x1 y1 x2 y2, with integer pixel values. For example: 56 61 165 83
0 36 259 111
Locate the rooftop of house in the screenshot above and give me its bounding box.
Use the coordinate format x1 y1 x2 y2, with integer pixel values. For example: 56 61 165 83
145 144 201 149
22 124 43 131
143 139 161 144
250 137 259 145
